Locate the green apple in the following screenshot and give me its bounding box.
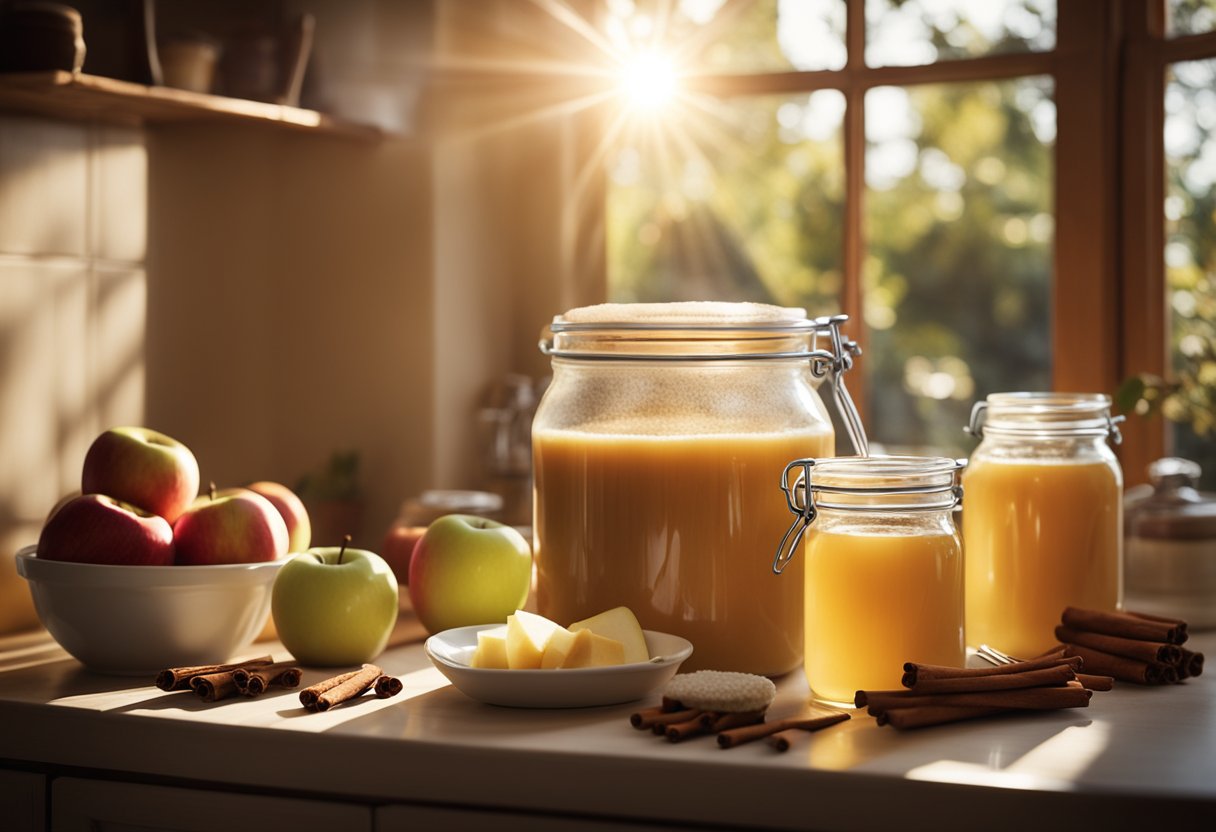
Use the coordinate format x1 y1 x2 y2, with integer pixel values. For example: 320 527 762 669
272 538 399 666
408 514 532 635
81 426 200 523
174 485 289 565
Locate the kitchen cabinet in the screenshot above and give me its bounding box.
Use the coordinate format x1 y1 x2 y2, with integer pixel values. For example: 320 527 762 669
0 768 46 832
50 778 371 832
1 630 1214 830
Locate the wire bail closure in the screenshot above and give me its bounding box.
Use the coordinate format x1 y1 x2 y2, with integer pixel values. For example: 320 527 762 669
811 315 868 457
773 457 966 575
965 400 1127 445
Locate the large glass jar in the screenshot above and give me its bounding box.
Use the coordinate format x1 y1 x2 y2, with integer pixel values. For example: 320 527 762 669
777 456 966 706
532 302 864 676
963 392 1124 658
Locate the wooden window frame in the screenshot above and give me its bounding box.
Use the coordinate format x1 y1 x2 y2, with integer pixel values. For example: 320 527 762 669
587 0 1216 484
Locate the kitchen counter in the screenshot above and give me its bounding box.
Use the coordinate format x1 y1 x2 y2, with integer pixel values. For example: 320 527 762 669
1 625 1214 830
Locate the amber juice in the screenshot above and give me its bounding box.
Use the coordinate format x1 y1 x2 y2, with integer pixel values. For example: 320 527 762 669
804 527 964 705
534 428 833 676
963 458 1122 658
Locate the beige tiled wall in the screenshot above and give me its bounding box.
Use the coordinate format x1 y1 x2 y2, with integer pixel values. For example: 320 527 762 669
0 115 148 634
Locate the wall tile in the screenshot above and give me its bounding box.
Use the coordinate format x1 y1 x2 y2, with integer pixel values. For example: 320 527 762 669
90 125 148 264
91 265 146 431
0 116 89 257
0 259 91 523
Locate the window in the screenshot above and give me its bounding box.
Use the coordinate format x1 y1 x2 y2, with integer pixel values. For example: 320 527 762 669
593 0 1216 485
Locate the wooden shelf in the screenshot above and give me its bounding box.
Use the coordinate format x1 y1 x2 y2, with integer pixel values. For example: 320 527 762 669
0 71 381 139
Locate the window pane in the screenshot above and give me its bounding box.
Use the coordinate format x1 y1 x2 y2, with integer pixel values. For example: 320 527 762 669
607 90 845 316
603 0 846 74
1165 59 1216 488
1168 0 1216 36
866 0 1055 67
864 78 1055 455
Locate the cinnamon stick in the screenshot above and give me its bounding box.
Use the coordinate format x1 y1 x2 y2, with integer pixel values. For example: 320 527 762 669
192 670 240 702
374 675 403 699
633 708 700 731
902 655 1081 687
906 663 1076 695
1076 673 1115 691
1062 644 1173 685
1055 626 1182 664
859 685 1092 713
767 729 801 752
156 655 273 691
711 711 766 732
665 712 717 742
717 711 849 748
1062 607 1187 645
299 668 364 710
877 705 1007 730
1176 648 1204 680
235 661 302 695
313 664 383 712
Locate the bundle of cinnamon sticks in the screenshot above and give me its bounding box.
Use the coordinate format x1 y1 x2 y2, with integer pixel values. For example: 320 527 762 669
1055 607 1205 685
156 655 302 702
857 652 1107 730
629 698 849 751
298 664 401 712
156 657 404 710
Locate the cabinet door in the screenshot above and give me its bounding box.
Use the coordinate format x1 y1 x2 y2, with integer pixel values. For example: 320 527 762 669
52 777 371 832
0 768 46 832
376 804 728 832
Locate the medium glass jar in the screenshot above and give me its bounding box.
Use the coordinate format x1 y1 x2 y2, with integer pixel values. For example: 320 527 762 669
777 456 966 706
963 392 1124 658
532 302 865 676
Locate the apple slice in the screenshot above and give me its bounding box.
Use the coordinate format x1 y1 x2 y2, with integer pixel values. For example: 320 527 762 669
506 610 566 669
540 627 579 668
557 629 625 669
569 606 649 664
471 625 509 669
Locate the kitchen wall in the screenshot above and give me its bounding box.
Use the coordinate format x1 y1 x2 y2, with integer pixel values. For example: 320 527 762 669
0 116 147 632
0 0 598 635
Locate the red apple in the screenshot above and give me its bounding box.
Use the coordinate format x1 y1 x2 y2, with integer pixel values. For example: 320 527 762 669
81 427 200 523
381 524 427 586
246 481 311 554
173 487 289 566
38 494 174 565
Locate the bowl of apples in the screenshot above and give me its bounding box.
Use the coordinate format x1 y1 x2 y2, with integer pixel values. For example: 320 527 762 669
16 427 309 675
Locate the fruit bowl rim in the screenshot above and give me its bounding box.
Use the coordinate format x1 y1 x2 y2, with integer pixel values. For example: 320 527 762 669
15 544 287 586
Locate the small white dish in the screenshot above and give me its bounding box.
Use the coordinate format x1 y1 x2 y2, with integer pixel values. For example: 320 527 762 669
425 625 694 708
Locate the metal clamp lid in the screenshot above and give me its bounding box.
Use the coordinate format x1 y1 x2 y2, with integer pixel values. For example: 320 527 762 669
772 456 966 575
965 400 1127 445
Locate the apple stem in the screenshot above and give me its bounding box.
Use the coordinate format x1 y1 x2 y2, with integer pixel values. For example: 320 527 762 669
338 534 352 565
208 481 216 501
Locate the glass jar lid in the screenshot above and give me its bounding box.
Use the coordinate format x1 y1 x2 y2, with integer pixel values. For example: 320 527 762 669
773 455 966 574
967 392 1126 442
1126 458 1216 541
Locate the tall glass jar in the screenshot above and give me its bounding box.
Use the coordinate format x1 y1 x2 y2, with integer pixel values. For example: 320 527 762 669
532 303 865 676
777 456 966 706
963 392 1124 658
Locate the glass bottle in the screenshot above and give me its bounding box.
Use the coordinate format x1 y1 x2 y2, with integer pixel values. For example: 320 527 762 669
532 303 865 676
963 392 1124 658
777 455 966 706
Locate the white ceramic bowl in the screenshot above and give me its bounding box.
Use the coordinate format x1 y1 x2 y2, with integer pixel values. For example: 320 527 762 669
15 544 284 675
425 624 694 708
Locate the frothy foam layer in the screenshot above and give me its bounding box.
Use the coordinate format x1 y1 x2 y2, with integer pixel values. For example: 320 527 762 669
557 302 807 325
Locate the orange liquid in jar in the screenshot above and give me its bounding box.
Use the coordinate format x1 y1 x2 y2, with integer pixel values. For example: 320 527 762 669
963 459 1122 658
804 529 964 705
534 428 833 676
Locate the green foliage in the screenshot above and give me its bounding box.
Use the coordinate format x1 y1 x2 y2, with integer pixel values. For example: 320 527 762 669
295 450 362 502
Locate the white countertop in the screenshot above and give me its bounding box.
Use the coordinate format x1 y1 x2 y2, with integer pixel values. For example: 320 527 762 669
1 625 1214 830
